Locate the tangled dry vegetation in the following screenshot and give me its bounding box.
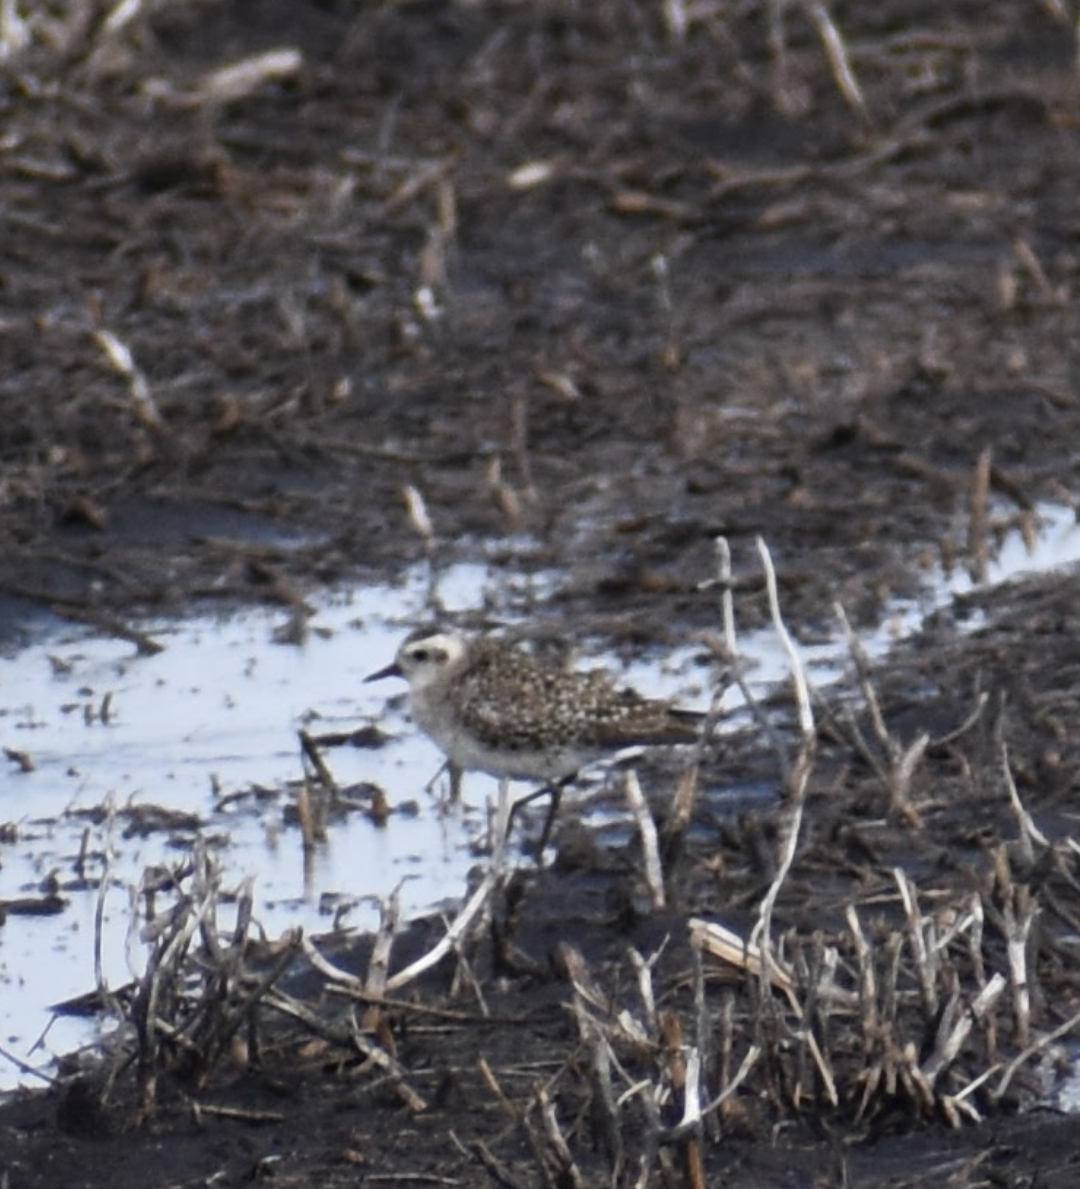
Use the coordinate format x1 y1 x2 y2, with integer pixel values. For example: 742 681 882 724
53 540 1080 1188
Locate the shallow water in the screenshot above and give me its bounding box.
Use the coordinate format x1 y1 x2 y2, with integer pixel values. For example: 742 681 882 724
1 506 1078 1088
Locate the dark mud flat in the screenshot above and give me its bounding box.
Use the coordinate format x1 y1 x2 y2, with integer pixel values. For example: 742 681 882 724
3 0 1080 1186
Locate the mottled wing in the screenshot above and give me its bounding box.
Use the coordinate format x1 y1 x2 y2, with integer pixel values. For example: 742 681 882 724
575 671 704 747
454 644 553 751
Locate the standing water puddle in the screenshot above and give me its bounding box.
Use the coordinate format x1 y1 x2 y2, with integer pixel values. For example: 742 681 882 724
1 505 1079 1087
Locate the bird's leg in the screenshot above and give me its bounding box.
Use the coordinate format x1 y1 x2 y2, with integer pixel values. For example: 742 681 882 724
533 779 567 860
492 776 511 878
504 778 570 862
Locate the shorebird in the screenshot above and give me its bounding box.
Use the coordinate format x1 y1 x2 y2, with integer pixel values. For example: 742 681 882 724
366 627 704 850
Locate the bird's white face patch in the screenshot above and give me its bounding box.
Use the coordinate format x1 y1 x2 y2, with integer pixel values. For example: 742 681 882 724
397 630 468 692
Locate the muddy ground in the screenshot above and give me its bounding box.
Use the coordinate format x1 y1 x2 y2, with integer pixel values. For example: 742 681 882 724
2 1 1080 1186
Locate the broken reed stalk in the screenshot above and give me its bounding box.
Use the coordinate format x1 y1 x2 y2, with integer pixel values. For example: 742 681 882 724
384 866 498 993
835 601 927 825
625 769 665 910
895 867 938 1017
712 536 791 782
1000 736 1051 862
365 883 403 999
750 537 815 995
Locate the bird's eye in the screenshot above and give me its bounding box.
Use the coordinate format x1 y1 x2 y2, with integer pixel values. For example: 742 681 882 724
411 647 429 662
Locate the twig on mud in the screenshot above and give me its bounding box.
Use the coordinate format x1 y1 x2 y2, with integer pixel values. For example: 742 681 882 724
197 49 303 106
481 1059 573 1189
189 1100 286 1125
928 691 990 748
804 2 870 126
44 603 164 655
450 1130 528 1189
93 328 163 430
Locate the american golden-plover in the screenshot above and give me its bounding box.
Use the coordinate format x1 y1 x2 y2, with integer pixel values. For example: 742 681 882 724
366 627 703 848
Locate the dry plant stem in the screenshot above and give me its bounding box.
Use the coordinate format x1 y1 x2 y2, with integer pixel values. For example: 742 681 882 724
568 1004 622 1177
266 989 427 1112
751 742 814 996
385 867 498 992
689 918 796 998
624 769 665 910
968 446 993 583
590 1038 624 1182
301 933 365 992
691 945 720 1141
132 866 221 1112
294 773 322 853
365 885 402 998
184 935 301 1082
994 1002 1080 1102
748 538 816 1035
714 536 790 782
451 1131 528 1189
629 945 661 1036
695 1045 762 1124
298 729 338 799
1001 882 1037 1049
536 1085 585 1189
921 973 1007 1090
93 327 163 430
930 691 990 748
757 536 814 740
845 905 878 1060
835 601 926 825
895 867 938 1017
1000 738 1050 860
189 1101 286 1125
804 2 870 124
0 1041 55 1085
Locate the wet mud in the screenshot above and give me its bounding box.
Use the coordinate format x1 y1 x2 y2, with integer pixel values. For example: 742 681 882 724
3 1 1080 1186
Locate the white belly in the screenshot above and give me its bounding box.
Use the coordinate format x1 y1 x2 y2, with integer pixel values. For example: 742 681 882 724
411 693 594 783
